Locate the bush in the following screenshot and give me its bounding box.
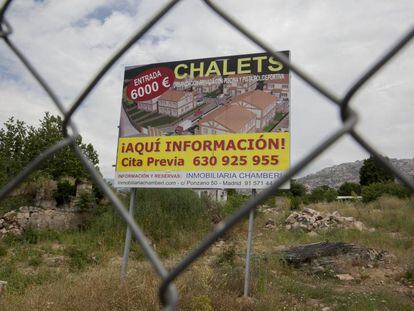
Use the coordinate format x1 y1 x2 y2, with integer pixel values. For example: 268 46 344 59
64 246 96 271
361 182 411 203
135 189 209 243
75 192 97 210
0 244 7 257
0 194 34 215
338 182 361 196
222 193 249 216
289 196 302 210
214 244 236 267
405 264 414 284
308 185 337 203
289 180 307 197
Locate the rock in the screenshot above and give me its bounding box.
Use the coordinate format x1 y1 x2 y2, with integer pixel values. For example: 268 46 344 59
0 206 93 238
291 222 300 230
307 231 318 237
284 209 368 232
311 265 326 273
336 273 354 281
286 212 299 224
303 208 318 215
321 307 332 311
352 221 365 231
264 219 276 229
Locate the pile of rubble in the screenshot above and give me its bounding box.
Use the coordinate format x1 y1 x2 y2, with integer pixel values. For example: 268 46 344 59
0 209 25 236
280 242 394 282
285 208 367 232
0 206 92 239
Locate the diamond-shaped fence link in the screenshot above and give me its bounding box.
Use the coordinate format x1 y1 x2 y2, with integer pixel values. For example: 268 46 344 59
0 0 413 309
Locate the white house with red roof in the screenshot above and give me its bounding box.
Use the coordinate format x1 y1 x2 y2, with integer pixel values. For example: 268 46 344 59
263 74 289 113
158 90 194 117
136 96 159 112
198 105 256 134
263 74 289 95
229 90 278 130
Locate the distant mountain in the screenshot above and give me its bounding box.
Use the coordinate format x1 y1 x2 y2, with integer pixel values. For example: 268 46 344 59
296 158 414 190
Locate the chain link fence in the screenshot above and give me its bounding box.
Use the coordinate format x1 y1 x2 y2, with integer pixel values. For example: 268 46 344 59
1 0 413 309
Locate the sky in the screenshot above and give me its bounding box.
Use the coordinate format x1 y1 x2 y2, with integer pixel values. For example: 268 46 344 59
0 0 413 179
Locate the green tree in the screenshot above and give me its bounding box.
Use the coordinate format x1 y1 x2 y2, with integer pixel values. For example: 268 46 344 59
361 182 411 203
359 156 394 186
338 182 361 196
308 185 337 202
289 180 307 197
0 118 31 185
0 113 99 186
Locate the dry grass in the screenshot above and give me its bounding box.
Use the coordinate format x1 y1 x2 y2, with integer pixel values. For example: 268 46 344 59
1 197 413 310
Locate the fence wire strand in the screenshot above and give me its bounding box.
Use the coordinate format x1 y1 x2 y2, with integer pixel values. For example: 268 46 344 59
0 0 413 309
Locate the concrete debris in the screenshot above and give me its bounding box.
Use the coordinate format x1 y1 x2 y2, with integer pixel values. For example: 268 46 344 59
285 208 367 232
336 273 355 281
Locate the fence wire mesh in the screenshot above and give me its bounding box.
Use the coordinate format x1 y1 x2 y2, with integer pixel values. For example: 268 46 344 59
0 0 413 309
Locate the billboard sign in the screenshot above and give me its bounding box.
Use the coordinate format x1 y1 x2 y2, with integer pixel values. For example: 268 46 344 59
115 52 290 189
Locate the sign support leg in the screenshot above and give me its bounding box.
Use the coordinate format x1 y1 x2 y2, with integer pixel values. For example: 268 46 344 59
243 189 256 297
120 188 137 283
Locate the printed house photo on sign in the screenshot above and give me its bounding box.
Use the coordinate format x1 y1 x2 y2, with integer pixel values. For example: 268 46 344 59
116 52 290 189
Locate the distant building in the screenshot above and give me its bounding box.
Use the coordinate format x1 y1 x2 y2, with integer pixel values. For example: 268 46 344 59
158 90 194 117
229 90 278 131
223 74 257 97
136 96 159 112
263 74 289 96
198 105 256 134
263 74 289 113
193 75 222 95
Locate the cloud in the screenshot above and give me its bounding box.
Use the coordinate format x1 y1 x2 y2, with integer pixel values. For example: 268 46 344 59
1 0 413 178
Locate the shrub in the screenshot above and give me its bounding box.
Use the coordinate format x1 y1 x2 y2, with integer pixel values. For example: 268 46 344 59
361 182 411 203
222 193 249 216
75 192 97 210
0 194 34 215
405 264 414 284
289 196 301 210
215 244 236 267
64 246 96 271
135 189 209 243
289 180 307 197
308 185 337 203
338 182 361 196
28 251 43 267
0 244 7 257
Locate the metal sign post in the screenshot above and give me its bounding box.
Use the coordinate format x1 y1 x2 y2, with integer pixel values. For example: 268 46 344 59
120 188 137 283
243 189 256 297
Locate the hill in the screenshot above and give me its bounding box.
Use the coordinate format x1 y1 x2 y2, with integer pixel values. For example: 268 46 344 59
297 158 414 190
